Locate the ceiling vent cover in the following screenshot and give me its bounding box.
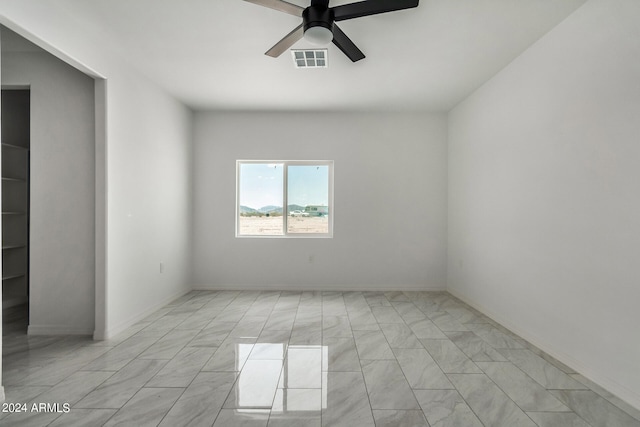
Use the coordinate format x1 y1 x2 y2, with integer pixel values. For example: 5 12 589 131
291 49 328 68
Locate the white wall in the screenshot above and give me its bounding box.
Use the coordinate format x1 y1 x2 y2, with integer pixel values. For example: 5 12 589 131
2 46 96 335
105 74 193 336
193 111 447 290
448 0 640 408
0 2 194 341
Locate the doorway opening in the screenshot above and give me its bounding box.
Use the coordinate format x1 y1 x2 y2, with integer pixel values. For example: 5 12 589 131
1 89 30 335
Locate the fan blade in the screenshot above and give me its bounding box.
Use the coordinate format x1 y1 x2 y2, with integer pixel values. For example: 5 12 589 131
333 0 419 21
332 24 365 62
265 24 304 57
243 0 304 17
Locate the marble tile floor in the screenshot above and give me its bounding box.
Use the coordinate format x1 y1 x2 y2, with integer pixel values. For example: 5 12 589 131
2 291 640 427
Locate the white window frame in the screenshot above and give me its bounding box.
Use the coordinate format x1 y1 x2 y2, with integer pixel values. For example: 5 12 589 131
236 160 334 238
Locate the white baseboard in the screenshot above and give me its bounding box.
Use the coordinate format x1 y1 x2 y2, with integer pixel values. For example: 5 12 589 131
28 324 93 336
446 287 640 413
192 284 446 292
94 288 191 341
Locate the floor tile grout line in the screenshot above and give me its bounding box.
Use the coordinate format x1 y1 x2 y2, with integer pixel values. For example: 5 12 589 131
432 295 602 427
382 294 458 426
425 295 530 426
357 293 410 423
422 305 493 427
220 290 288 426
168 290 259 427
450 333 580 417
408 293 499 427
4 290 639 427
101 292 225 425
568 375 640 423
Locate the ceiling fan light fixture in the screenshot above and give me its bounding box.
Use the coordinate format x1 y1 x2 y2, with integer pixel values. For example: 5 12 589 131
246 0 420 62
304 26 333 46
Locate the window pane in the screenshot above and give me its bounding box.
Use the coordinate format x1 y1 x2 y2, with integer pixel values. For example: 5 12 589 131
238 163 284 235
287 165 329 234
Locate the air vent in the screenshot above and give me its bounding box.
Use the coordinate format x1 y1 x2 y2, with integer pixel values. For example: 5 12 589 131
291 49 328 68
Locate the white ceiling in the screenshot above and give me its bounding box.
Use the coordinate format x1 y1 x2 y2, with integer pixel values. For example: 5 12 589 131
12 0 586 111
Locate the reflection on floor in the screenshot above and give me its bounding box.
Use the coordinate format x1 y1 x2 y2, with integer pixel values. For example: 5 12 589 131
2 291 640 426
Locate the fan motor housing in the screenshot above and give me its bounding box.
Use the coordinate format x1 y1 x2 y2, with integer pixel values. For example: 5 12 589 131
303 6 335 32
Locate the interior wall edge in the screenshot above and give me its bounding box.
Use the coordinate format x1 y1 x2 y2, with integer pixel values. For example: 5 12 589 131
93 77 108 341
447 287 640 412
0 16 105 80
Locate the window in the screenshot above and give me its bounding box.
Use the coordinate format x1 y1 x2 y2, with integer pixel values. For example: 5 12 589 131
236 160 333 237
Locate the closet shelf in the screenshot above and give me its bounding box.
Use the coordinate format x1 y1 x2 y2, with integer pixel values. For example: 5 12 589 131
3 89 30 310
2 274 26 281
3 245 26 250
1 142 29 150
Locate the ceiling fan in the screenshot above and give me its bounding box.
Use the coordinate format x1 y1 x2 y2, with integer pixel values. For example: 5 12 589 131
243 0 419 62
